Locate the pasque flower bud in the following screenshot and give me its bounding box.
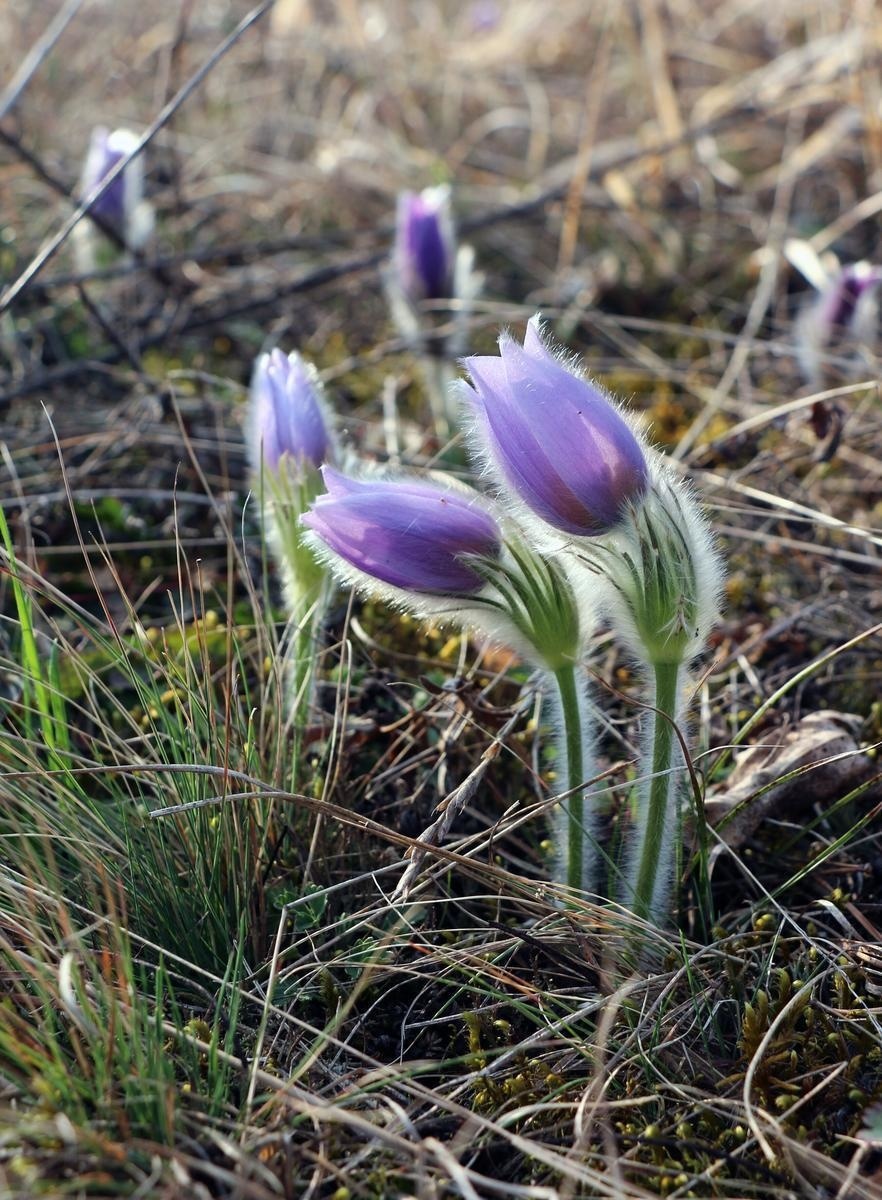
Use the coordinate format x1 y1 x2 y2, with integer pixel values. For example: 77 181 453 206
78 126 153 251
462 316 648 537
304 463 601 900
386 185 483 436
796 260 882 386
394 187 455 305
249 349 332 476
303 469 501 595
460 315 724 936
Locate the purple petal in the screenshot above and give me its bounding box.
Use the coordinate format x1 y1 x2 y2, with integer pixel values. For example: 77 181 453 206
320 466 363 497
251 350 331 472
303 475 500 593
460 353 511 407
523 315 556 362
394 188 454 303
477 377 600 534
82 127 128 225
466 316 648 535
821 263 882 331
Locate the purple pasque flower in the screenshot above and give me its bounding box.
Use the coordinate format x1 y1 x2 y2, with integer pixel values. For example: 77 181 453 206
250 349 332 474
302 469 501 594
462 316 648 537
80 127 142 228
818 261 882 332
794 255 882 386
394 186 455 304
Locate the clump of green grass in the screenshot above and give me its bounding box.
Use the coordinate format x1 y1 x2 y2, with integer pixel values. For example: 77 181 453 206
0 500 334 1188
0 504 287 974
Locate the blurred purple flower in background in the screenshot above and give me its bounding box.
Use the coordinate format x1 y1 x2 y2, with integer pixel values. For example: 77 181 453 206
797 260 882 385
80 127 141 230
75 126 154 265
469 0 502 33
818 262 882 333
786 239 882 386
249 349 332 475
385 183 482 414
393 186 455 304
462 316 648 537
303 469 501 594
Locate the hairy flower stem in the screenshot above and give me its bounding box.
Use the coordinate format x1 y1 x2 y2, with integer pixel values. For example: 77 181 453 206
287 597 322 791
630 660 680 924
265 479 328 793
553 663 588 894
277 542 326 792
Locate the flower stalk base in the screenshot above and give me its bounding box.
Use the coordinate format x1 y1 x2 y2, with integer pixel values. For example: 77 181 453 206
628 660 681 925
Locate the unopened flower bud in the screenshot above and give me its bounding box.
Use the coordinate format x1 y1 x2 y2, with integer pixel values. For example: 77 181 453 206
394 187 455 305
462 315 648 537
303 469 501 595
78 127 153 251
249 349 332 477
796 260 882 385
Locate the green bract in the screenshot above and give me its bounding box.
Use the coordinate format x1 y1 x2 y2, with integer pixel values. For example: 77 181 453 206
612 491 701 668
475 539 581 673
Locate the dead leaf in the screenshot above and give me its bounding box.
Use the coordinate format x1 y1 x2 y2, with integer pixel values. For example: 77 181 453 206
705 711 879 849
